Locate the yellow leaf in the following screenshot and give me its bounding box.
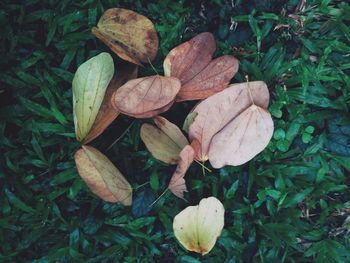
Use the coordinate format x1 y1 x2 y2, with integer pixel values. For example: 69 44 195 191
140 116 188 164
73 52 114 141
173 197 225 255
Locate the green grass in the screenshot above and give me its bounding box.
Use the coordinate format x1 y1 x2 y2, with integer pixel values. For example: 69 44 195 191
1 0 350 262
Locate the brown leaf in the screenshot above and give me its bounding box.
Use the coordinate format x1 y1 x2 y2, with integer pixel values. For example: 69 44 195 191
140 116 188 164
75 145 132 205
168 145 195 198
83 64 138 144
164 32 216 83
92 8 158 65
112 75 181 118
163 32 239 101
188 81 271 162
176 55 239 101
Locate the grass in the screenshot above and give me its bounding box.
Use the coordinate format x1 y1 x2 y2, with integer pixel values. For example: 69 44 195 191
1 0 350 262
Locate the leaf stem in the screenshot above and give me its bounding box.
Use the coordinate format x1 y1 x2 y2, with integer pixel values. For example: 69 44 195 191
133 181 150 190
245 75 255 106
194 160 212 173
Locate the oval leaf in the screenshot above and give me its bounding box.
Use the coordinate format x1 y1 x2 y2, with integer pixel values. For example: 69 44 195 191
83 64 138 144
168 145 195 198
209 104 274 168
140 116 188 164
188 81 270 161
92 8 158 65
73 52 114 141
74 145 132 205
112 75 181 118
164 32 239 101
176 55 239 101
164 32 215 83
173 197 225 255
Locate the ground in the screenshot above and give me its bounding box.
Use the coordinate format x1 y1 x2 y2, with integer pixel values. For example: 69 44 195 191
1 0 350 262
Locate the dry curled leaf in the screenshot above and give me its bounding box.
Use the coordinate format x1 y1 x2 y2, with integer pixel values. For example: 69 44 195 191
112 75 181 118
168 145 195 199
140 116 188 164
163 32 239 101
75 145 132 205
83 64 138 144
188 81 273 167
73 52 114 142
173 197 225 255
92 8 158 65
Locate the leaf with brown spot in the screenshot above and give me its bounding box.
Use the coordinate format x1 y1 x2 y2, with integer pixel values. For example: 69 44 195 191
74 145 132 205
188 81 273 165
163 32 239 101
83 64 138 144
92 8 158 65
140 116 188 164
112 75 181 118
167 145 195 198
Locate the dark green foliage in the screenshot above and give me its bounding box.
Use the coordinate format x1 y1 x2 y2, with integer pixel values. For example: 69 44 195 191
1 0 349 262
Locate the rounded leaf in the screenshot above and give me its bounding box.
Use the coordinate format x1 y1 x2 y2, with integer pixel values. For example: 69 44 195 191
74 145 132 205
92 8 158 65
173 197 225 255
188 81 270 161
73 53 114 141
113 75 181 118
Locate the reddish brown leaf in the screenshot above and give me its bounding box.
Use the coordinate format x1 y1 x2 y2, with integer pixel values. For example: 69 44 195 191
168 145 195 198
164 32 216 83
163 32 239 101
83 64 138 144
112 75 181 118
176 55 239 102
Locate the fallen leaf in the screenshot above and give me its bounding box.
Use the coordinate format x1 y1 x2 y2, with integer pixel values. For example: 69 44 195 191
173 197 225 255
140 116 188 164
188 81 272 165
176 55 239 101
209 104 274 167
92 8 158 65
163 32 239 101
112 75 181 118
73 53 114 141
83 64 138 144
168 145 195 198
74 145 132 205
164 32 216 83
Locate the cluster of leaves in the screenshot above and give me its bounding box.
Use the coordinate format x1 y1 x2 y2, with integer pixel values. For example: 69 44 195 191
1 0 350 262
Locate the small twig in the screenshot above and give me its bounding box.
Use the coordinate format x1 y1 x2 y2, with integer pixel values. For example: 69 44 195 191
106 120 135 151
147 57 159 75
149 189 168 208
134 181 149 190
